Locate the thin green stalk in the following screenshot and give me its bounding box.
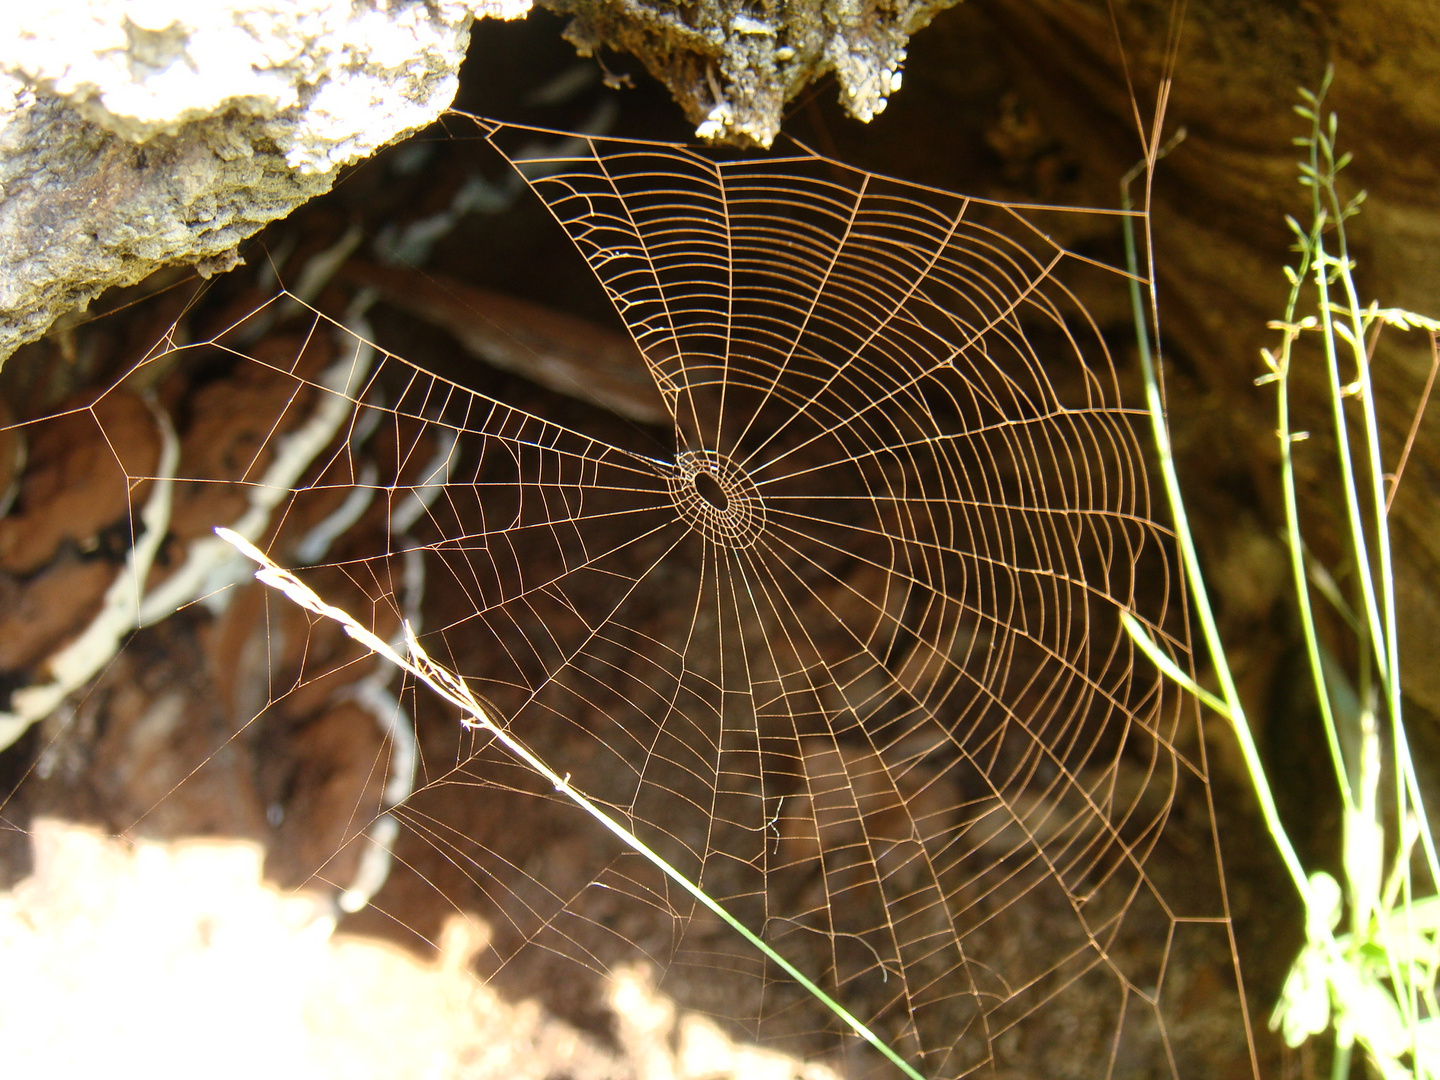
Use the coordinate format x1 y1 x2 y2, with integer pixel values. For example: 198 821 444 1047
1320 140 1400 704
1269 228 1354 811
1332 285 1437 1038
1341 304 1440 890
1310 115 1423 1052
1305 93 1440 889
1304 127 1389 720
1120 174 1314 907
1332 1040 1354 1080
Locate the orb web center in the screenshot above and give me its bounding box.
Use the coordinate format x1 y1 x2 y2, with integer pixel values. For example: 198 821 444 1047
668 450 764 549
694 471 728 511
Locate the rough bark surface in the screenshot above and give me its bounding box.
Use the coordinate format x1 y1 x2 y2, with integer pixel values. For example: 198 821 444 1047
540 0 958 147
974 0 1440 727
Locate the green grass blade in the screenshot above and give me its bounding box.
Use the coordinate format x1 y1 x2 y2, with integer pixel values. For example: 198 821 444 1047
1120 612 1231 718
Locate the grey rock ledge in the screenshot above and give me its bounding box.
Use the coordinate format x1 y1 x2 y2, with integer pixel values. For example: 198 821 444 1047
0 0 531 366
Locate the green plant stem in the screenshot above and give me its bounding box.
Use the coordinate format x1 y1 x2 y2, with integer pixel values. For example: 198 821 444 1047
1320 156 1440 1050
1120 178 1314 908
1126 79 1440 1080
1309 107 1440 890
1313 244 1386 704
1272 244 1355 812
1332 1040 1353 1080
1303 111 1392 736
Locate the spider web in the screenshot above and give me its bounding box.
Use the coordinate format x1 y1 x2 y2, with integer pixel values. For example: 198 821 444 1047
1 119 1254 1078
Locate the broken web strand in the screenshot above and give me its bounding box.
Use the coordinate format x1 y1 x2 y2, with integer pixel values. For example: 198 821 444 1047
216 526 927 1080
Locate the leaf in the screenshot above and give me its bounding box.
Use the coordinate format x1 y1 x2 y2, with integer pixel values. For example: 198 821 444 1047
1271 945 1333 1047
1387 894 1440 933
1372 306 1440 332
1308 871 1345 940
1337 972 1409 1060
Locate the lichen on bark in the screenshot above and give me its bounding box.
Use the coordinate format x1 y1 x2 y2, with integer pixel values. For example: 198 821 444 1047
541 0 960 147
